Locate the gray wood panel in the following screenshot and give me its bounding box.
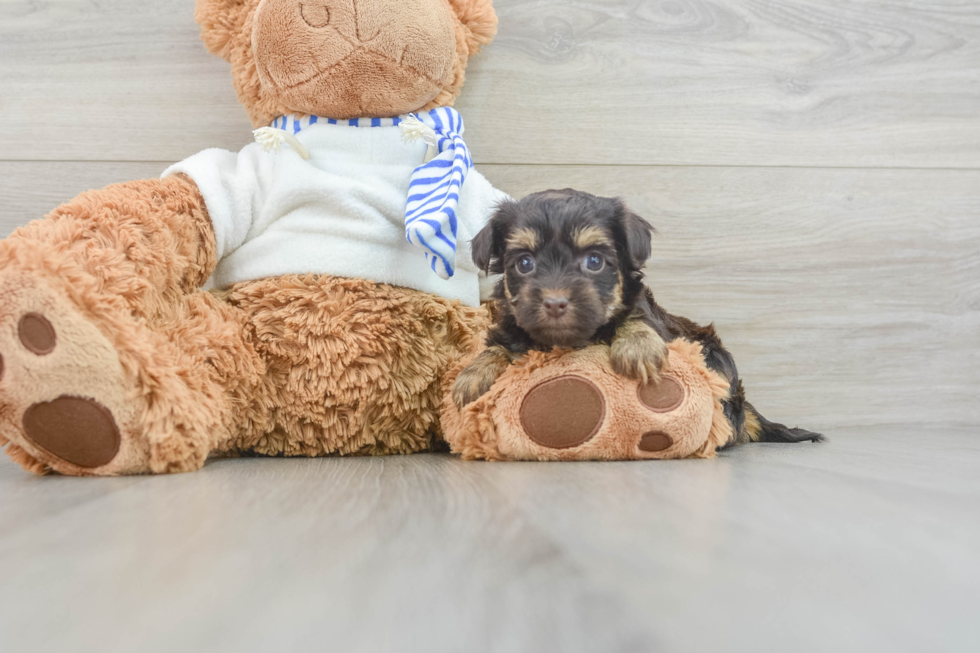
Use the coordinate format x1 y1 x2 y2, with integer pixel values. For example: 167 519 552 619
3 162 978 431
481 164 980 431
1 0 979 166
0 427 977 653
0 162 167 234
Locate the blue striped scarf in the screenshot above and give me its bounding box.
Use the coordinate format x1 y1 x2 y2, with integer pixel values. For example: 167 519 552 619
267 108 472 280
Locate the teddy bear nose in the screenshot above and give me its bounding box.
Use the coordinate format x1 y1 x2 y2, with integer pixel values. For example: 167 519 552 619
543 296 569 319
300 3 330 28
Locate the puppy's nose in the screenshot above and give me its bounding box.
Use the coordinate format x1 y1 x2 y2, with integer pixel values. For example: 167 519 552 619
543 296 569 319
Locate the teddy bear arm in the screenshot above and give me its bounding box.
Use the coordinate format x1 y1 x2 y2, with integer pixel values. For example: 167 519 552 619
6 173 218 310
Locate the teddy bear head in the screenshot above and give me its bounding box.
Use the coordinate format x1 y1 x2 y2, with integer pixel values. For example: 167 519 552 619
195 0 498 126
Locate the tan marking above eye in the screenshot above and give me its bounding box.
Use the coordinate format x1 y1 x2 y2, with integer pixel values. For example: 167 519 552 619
506 228 537 251
573 226 612 249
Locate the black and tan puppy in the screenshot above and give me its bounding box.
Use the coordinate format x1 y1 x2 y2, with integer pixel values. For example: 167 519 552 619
453 189 822 448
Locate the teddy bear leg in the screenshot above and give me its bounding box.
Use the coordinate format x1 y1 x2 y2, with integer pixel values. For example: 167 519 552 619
0 175 247 475
216 275 489 458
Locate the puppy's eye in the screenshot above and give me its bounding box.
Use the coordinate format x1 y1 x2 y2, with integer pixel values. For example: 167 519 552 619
584 253 605 272
516 255 536 275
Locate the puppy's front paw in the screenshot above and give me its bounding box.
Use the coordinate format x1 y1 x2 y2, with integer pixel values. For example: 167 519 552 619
452 368 497 410
610 325 669 384
451 346 513 410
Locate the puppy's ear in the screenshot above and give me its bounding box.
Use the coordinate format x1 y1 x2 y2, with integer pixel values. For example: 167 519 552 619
470 222 496 274
472 200 518 274
620 206 655 269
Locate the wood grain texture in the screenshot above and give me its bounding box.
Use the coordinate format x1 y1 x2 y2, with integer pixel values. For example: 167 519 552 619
0 162 166 235
468 0 980 167
0 0 251 164
1 0 979 166
0 427 977 653
3 162 977 431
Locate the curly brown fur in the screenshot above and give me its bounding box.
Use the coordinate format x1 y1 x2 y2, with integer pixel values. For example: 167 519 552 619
220 274 489 458
460 189 823 447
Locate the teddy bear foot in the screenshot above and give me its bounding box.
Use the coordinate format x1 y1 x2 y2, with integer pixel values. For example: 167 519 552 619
0 272 148 475
441 340 734 462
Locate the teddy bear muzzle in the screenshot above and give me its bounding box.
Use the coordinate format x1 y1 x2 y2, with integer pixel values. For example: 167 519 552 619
252 0 458 119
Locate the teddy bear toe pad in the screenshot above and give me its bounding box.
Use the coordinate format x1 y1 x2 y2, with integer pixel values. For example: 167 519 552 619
19 313 58 355
638 377 685 412
520 376 605 449
638 431 674 453
0 274 141 474
23 396 121 469
16 289 121 467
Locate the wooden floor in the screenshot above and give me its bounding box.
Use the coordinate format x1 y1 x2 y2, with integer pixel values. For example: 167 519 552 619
0 428 978 652
0 1 978 650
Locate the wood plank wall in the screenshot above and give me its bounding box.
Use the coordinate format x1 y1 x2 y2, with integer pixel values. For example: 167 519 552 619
1 0 978 432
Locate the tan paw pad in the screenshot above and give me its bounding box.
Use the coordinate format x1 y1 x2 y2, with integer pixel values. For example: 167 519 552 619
638 377 685 413
22 396 121 469
638 431 674 452
18 313 57 355
520 376 605 450
0 274 145 475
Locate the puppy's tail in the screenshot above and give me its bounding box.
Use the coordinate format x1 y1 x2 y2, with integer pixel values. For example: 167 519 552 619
743 401 825 444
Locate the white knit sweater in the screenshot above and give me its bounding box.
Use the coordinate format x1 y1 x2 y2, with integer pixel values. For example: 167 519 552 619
163 120 508 306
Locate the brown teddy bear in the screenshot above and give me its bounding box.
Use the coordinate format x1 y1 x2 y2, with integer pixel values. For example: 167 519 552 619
0 0 504 475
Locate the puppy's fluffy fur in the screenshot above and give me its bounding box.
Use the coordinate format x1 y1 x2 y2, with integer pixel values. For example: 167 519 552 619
453 189 822 447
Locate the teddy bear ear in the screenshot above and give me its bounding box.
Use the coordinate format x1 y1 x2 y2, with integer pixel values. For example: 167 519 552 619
447 0 499 55
195 0 251 60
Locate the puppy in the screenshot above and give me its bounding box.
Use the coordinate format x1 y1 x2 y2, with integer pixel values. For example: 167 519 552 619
453 189 822 447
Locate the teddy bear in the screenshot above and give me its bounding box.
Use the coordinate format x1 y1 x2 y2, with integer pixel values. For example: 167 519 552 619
0 0 506 476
